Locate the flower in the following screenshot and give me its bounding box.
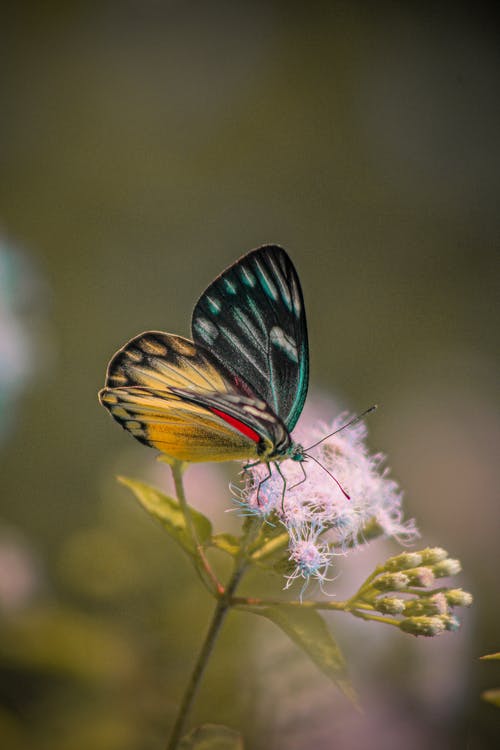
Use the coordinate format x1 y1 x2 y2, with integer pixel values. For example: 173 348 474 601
236 410 418 590
284 522 334 595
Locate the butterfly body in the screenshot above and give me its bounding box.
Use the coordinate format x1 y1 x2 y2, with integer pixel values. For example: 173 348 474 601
99 245 309 473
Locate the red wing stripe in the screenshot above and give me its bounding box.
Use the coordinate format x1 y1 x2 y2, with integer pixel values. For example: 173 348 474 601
210 408 261 443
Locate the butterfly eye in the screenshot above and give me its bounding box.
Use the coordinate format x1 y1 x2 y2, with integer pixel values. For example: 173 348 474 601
289 445 305 462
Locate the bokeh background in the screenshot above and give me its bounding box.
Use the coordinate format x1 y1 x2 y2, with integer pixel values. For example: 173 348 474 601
1 3 499 749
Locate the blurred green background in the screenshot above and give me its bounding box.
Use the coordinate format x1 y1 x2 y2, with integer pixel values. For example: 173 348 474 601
1 3 499 749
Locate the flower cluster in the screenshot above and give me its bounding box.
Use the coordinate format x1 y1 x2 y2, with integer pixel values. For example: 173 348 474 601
352 547 473 636
236 413 418 590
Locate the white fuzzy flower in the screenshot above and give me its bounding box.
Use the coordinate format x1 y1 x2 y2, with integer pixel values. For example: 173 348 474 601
236 410 418 589
284 522 334 596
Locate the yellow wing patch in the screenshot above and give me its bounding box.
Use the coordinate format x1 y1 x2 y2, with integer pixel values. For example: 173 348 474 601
99 386 259 462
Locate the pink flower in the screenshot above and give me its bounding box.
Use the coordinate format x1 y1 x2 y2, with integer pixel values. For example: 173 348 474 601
236 410 418 589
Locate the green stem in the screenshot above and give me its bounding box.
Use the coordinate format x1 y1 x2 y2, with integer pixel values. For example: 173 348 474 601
405 586 447 596
231 596 400 627
231 595 347 611
166 569 244 750
348 608 401 627
166 518 259 750
349 565 384 601
171 461 224 596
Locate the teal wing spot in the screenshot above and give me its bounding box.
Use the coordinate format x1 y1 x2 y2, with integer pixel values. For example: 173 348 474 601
207 296 222 314
224 277 237 294
240 267 256 287
255 260 278 301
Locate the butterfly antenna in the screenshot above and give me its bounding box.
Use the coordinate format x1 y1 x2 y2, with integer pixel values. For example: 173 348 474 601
306 454 350 501
305 405 378 452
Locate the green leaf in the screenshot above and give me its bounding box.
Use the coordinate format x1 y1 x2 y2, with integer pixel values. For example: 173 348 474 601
481 689 500 708
179 723 244 749
480 652 500 661
211 533 240 557
248 523 290 571
249 521 287 554
118 476 212 556
245 605 357 704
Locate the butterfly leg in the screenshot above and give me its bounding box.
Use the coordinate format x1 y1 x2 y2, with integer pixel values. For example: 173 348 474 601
256 462 272 505
274 462 288 512
242 459 260 488
289 460 308 490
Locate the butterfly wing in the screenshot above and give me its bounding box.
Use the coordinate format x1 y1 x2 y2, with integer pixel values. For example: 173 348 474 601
166 387 291 459
191 245 309 431
99 386 262 462
99 331 284 462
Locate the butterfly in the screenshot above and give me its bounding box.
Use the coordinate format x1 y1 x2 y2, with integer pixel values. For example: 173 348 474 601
99 245 311 488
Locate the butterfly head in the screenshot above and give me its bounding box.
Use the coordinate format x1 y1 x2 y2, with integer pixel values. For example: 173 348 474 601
288 443 307 463
266 439 307 464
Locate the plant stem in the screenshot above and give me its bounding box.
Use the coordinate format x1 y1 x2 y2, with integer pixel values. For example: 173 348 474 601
348 608 401 627
171 461 224 596
405 586 447 596
166 580 236 750
348 564 384 602
230 596 401 627
165 516 258 749
230 595 347 611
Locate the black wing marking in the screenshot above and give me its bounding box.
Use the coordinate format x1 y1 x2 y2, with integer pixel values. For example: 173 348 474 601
103 331 235 394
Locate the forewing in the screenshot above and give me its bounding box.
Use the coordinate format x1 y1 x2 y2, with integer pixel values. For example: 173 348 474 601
99 330 263 461
103 330 233 394
191 245 309 431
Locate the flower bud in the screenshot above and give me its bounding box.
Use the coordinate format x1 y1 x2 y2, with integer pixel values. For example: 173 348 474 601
419 547 448 564
427 592 449 614
445 588 473 608
441 614 461 631
384 552 423 572
404 567 436 588
404 593 448 617
372 572 410 592
400 615 446 637
375 596 406 615
433 558 462 578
